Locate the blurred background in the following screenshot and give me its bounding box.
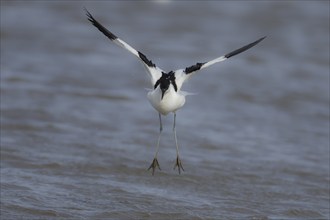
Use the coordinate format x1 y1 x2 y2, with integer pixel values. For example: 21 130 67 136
1 1 329 219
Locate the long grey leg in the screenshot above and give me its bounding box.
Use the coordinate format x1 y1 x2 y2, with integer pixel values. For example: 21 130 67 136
155 113 163 158
148 113 162 175
173 112 184 174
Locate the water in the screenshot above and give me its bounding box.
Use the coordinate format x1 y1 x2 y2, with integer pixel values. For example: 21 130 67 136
1 1 329 219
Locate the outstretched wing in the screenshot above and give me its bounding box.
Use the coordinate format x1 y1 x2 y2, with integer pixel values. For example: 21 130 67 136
184 36 266 74
85 9 162 86
174 37 266 89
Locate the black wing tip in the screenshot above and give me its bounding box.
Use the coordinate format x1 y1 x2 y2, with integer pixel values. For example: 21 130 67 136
84 8 118 41
255 36 267 45
84 8 98 26
84 7 93 22
224 36 266 59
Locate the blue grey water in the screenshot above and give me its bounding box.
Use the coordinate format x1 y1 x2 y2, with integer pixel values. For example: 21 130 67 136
1 1 329 219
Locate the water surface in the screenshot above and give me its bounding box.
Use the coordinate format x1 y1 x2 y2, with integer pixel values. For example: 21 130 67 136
1 1 329 219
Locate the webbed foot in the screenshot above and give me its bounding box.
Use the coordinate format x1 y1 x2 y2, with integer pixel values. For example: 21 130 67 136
173 156 184 174
148 158 161 175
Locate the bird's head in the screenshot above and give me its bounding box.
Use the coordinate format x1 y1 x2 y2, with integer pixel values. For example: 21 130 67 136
159 78 170 99
154 71 177 100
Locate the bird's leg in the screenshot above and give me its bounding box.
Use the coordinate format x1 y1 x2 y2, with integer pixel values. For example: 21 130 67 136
173 113 184 174
148 113 162 175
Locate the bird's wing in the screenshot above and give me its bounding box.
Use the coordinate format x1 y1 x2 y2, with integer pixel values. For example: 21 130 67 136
85 9 163 86
174 37 266 89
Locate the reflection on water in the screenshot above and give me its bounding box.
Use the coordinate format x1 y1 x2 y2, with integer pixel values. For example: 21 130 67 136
1 1 329 219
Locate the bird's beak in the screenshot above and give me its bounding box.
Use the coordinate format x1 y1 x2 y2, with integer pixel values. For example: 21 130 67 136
161 90 165 100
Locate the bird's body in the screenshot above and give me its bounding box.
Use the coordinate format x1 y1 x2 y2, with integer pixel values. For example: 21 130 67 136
85 9 265 175
147 85 185 115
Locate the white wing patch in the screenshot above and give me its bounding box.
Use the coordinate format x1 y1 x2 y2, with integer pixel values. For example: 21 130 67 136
175 37 266 88
86 9 162 86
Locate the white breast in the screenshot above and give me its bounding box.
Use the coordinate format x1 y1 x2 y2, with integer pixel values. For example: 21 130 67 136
147 86 186 115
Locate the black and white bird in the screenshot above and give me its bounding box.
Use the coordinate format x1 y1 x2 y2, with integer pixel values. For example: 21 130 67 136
85 9 265 175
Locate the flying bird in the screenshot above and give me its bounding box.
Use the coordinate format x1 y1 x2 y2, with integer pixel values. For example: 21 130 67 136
85 9 265 175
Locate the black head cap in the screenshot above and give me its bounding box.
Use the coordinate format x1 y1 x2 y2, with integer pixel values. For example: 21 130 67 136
154 71 177 100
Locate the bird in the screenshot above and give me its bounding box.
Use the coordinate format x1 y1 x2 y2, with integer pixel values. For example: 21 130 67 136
85 9 265 175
